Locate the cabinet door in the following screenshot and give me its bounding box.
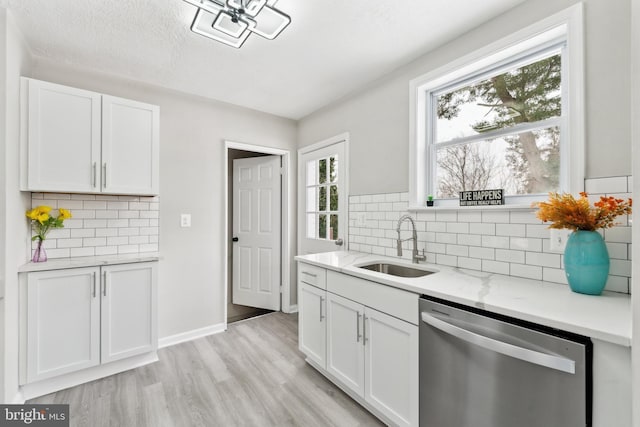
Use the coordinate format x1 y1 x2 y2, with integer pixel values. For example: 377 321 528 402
101 95 160 195
26 267 101 383
364 307 419 427
326 292 365 396
101 262 158 363
26 78 102 193
298 282 326 368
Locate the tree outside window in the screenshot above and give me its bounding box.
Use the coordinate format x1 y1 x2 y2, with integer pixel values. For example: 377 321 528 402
433 49 563 198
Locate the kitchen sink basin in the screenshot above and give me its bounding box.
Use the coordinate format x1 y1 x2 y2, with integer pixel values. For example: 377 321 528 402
358 263 435 278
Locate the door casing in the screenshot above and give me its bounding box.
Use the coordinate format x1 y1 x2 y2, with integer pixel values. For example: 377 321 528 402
223 140 293 326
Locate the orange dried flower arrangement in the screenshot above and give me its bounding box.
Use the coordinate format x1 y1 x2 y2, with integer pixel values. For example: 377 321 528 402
533 192 632 231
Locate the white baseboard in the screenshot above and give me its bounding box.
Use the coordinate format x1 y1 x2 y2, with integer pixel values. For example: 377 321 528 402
285 304 298 314
158 322 226 349
20 352 159 402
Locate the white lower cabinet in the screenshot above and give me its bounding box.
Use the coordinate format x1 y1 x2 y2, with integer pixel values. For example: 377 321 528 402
26 267 101 383
364 307 419 427
326 292 365 396
298 282 327 369
23 262 158 384
101 263 158 364
297 263 419 427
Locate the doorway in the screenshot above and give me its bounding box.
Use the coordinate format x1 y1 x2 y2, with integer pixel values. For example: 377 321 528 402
224 141 293 325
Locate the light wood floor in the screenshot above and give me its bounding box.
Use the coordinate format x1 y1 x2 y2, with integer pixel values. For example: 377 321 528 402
29 312 384 427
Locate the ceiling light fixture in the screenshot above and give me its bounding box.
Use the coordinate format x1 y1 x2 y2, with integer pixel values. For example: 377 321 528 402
183 0 291 48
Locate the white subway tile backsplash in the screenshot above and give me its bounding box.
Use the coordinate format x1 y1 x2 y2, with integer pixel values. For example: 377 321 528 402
348 176 632 294
71 247 95 257
606 242 628 260
543 267 568 285
482 211 510 223
481 235 510 249
469 246 494 260
57 238 83 248
496 223 526 237
458 257 482 271
457 211 482 223
31 193 160 260
510 237 543 252
436 254 457 267
495 249 525 264
469 223 495 235
95 210 118 219
606 276 629 293
70 229 95 238
525 252 561 268
446 244 469 257
510 264 543 281
447 222 469 234
482 260 509 275
525 224 550 239
604 227 632 243
436 233 457 244
83 201 107 210
509 210 540 224
457 234 482 247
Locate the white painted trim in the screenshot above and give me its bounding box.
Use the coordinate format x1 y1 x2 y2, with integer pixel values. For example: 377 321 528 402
158 323 226 348
409 4 584 207
298 132 350 155
18 352 158 402
285 304 298 314
223 140 293 318
631 0 640 425
297 133 350 255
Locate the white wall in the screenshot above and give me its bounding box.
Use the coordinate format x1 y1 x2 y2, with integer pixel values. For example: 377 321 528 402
1 8 32 403
297 0 632 195
26 58 298 339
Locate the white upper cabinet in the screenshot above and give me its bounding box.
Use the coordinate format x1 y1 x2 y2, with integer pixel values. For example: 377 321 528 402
101 96 159 195
25 79 102 193
21 78 160 195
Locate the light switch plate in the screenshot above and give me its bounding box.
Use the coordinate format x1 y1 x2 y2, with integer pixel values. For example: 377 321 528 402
180 214 191 228
356 212 367 227
549 229 571 252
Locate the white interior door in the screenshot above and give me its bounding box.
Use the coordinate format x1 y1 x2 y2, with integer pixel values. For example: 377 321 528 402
232 155 281 311
299 139 347 255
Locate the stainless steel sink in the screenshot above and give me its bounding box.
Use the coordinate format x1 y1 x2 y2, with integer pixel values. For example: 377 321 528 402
358 263 435 278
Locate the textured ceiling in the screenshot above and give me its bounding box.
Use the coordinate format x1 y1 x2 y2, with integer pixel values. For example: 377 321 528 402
5 0 525 119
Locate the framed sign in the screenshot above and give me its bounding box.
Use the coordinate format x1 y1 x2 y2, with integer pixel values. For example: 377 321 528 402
459 189 504 206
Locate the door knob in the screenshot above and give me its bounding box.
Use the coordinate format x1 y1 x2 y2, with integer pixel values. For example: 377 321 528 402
232 237 239 242
335 238 344 246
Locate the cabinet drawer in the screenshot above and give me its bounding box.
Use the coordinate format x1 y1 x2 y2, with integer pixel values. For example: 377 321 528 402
298 263 327 290
327 270 418 325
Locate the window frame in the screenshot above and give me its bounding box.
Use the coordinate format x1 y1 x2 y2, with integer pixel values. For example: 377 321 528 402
408 4 584 210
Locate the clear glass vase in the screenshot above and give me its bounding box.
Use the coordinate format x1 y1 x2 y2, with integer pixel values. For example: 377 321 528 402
32 239 48 263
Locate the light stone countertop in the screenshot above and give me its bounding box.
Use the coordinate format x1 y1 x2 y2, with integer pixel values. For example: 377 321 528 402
19 253 161 273
295 251 631 347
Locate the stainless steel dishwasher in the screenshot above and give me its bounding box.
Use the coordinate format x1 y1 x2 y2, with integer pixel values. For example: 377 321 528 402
419 296 592 427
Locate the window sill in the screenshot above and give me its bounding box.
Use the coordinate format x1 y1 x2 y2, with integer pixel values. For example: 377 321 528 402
408 204 536 212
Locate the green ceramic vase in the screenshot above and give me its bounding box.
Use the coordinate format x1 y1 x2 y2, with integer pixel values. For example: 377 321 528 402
563 230 609 295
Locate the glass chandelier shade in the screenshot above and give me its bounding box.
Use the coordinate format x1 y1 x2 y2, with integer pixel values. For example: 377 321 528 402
184 0 290 48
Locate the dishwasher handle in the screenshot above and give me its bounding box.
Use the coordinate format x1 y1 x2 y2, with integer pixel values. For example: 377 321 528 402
421 312 576 374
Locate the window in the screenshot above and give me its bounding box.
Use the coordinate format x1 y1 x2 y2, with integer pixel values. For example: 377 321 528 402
433 47 563 199
305 155 340 240
409 5 584 208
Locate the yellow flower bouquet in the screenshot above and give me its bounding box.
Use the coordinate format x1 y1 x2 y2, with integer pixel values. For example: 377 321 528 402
26 205 72 262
